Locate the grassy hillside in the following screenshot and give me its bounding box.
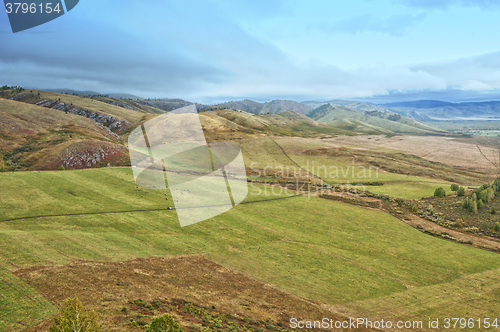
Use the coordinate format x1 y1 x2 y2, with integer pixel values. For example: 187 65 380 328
5 89 145 124
0 99 129 171
217 100 313 115
201 110 355 141
240 137 478 199
309 103 443 135
1 168 500 331
0 266 57 331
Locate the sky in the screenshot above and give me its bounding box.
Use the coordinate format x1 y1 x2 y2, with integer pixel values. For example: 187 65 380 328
1 0 500 104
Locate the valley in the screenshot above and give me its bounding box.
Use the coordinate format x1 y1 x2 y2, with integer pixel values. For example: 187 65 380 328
1 88 500 331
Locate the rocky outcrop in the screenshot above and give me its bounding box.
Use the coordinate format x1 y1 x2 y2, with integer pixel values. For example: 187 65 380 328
35 99 132 137
60 144 126 169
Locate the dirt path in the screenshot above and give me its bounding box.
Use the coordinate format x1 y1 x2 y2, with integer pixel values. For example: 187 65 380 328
401 213 500 251
0 194 303 223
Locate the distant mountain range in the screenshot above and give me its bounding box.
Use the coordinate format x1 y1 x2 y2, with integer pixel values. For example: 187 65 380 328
32 88 500 121
307 103 442 134
303 99 500 121
216 99 312 115
382 100 500 120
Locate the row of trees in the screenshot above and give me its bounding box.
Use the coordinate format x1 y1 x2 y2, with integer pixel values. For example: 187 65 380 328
434 181 500 215
435 184 466 198
462 179 500 214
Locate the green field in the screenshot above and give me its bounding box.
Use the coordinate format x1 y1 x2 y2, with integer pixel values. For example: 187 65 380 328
0 266 57 331
238 137 454 199
1 168 500 330
366 180 452 199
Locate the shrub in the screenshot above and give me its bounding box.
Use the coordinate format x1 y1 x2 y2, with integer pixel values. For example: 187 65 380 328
410 202 418 214
146 314 183 332
490 207 496 215
0 167 5 173
450 184 459 191
457 187 465 196
477 199 484 209
49 298 100 332
58 166 65 171
434 187 446 197
471 200 478 214
463 197 471 210
494 222 500 231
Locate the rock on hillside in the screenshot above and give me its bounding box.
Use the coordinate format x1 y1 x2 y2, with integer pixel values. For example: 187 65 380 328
35 99 132 135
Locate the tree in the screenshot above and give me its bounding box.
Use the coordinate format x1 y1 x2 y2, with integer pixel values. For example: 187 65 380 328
463 197 471 210
477 199 484 209
450 184 459 192
146 314 183 332
49 298 100 332
434 187 446 197
457 187 465 197
471 200 478 214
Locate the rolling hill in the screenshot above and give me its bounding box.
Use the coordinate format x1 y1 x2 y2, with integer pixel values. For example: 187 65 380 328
308 103 444 134
217 99 313 115
304 99 500 122
384 100 500 120
0 98 130 171
0 88 353 172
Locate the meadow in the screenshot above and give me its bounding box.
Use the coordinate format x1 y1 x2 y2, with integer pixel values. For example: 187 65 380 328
239 137 455 199
1 168 500 331
0 266 57 332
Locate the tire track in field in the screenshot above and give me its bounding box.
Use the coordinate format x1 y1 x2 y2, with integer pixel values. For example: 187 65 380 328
0 194 303 223
268 137 330 184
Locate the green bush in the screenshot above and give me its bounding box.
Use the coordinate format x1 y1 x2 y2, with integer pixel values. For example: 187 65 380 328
494 222 500 231
58 166 65 171
49 298 100 332
457 187 465 196
477 199 484 209
450 184 459 191
490 207 496 215
434 187 446 197
471 200 478 214
0 167 5 173
146 314 183 332
463 197 471 210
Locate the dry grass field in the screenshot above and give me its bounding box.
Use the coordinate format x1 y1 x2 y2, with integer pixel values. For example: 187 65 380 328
323 135 500 175
16 255 377 332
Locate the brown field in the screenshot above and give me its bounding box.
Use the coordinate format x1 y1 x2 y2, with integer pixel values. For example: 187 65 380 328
322 135 499 175
15 255 377 332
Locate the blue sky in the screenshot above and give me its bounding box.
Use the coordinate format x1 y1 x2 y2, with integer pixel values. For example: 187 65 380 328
1 0 500 103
